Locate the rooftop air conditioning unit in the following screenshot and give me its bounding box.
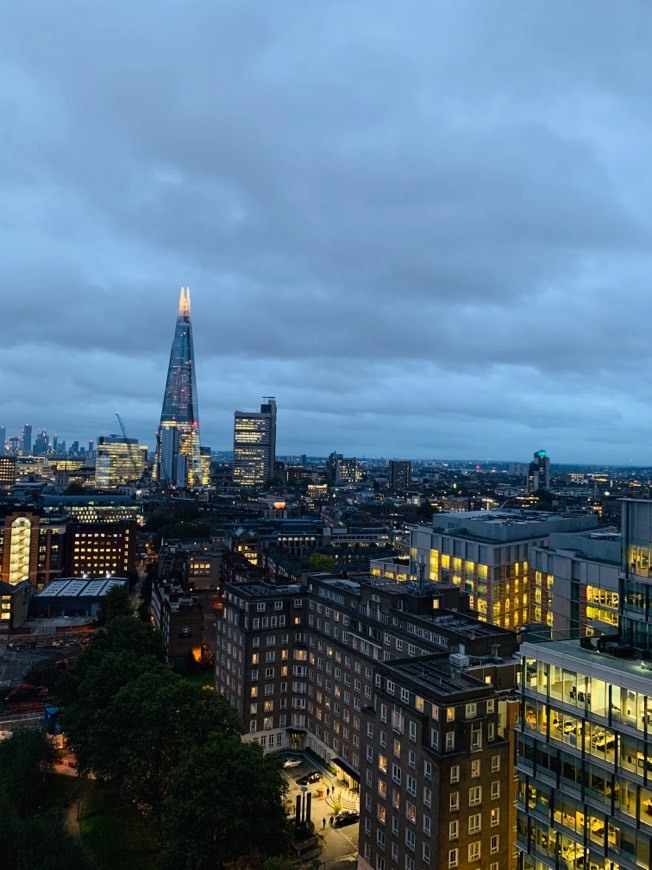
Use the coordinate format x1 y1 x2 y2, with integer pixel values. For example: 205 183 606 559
449 653 470 668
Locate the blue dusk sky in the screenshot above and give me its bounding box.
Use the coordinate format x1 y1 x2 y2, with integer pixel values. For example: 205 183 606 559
1 1 652 463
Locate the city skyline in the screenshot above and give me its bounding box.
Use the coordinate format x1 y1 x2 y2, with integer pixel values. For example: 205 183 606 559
2 4 652 463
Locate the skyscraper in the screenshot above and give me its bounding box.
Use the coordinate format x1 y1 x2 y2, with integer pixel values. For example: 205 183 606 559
527 448 550 493
233 398 277 488
0 427 5 456
388 459 412 491
22 424 32 456
156 288 202 487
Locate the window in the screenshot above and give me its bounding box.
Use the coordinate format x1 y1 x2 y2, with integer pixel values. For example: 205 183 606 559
450 792 459 811
488 722 495 741
405 829 415 851
424 760 432 780
491 781 500 799
450 764 460 783
490 808 500 827
377 806 386 824
471 759 480 778
471 724 482 750
423 815 431 835
490 835 499 854
408 749 416 768
468 813 481 834
445 731 455 751
448 849 459 868
449 820 459 840
446 707 455 722
468 841 481 861
401 688 410 703
406 775 416 796
392 816 399 835
466 702 477 718
487 699 495 713
405 801 416 824
431 729 439 750
392 763 401 784
422 844 431 865
409 721 417 741
491 754 500 772
423 786 431 807
469 786 482 806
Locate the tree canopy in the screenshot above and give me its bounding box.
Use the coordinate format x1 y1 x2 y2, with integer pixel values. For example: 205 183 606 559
58 614 290 867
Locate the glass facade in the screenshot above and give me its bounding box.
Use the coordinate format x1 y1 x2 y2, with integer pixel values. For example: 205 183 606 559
517 640 652 870
156 288 202 487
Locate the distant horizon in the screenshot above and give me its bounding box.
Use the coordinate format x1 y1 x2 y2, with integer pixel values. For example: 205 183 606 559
3 424 652 472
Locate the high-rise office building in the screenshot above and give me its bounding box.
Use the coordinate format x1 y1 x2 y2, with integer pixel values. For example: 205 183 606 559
388 459 412 492
96 435 145 488
33 430 49 456
22 424 32 456
0 428 6 457
233 398 277 488
156 288 202 488
527 449 550 493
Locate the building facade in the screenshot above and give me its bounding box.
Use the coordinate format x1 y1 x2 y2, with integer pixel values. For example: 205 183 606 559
411 510 598 630
388 460 412 493
96 435 145 487
233 398 277 488
360 657 512 870
528 529 620 636
517 637 652 870
528 450 551 494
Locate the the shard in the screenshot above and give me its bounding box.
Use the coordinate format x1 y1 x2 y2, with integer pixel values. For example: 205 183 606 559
156 287 202 487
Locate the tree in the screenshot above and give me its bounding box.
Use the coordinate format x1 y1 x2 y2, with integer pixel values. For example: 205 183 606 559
96 672 242 817
307 552 336 572
159 737 290 869
96 584 133 625
0 731 89 870
416 500 434 521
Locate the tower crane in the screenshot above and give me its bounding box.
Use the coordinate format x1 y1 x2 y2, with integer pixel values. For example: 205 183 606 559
115 413 141 480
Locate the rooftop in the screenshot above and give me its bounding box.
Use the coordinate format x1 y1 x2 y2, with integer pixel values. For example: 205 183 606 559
35 577 128 598
381 655 489 699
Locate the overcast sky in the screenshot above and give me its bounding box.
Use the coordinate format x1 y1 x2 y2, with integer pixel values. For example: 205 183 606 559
2 1 652 463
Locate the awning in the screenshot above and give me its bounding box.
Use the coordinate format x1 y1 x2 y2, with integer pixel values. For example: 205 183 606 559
332 756 360 781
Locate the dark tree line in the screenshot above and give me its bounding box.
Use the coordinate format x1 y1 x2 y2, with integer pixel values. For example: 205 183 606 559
0 730 89 870
58 614 291 868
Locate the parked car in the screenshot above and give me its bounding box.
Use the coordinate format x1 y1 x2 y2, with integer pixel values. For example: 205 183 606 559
334 811 360 828
282 757 303 769
297 771 321 785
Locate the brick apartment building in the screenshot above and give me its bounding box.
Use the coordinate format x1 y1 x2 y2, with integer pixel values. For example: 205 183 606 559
215 572 519 865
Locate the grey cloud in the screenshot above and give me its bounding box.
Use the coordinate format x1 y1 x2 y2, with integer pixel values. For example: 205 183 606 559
2 1 652 462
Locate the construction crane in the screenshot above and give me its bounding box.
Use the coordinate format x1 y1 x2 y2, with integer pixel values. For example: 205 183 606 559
115 413 140 480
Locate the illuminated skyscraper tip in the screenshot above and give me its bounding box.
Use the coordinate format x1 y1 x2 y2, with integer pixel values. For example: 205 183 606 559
178 286 191 318
156 288 202 487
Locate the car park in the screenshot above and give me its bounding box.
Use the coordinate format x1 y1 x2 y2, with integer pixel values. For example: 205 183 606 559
297 771 321 785
334 811 359 828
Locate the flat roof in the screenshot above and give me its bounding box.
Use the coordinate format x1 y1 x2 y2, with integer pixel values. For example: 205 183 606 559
381 656 488 698
35 577 128 598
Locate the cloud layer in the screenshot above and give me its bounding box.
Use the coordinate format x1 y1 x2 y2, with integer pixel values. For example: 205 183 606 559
1 1 652 462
